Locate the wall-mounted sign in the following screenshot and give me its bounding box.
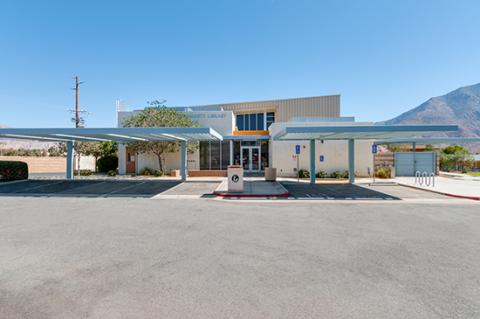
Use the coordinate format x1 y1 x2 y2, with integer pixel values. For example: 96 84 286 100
295 145 301 155
371 144 378 154
319 155 324 162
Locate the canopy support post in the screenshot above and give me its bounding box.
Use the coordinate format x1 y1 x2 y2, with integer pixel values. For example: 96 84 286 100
348 139 355 184
66 141 74 180
310 139 316 185
181 141 187 181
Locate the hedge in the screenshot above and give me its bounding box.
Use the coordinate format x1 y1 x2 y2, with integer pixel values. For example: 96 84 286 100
0 161 29 181
97 155 118 173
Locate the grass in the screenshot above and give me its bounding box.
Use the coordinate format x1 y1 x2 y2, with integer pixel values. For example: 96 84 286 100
466 171 480 177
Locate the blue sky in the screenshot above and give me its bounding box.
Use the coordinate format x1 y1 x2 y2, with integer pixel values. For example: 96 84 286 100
0 0 479 128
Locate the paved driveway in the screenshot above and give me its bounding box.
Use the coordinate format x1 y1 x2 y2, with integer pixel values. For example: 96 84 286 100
0 180 182 197
0 197 479 318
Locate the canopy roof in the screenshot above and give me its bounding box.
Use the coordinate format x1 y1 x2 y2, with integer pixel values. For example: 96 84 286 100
273 124 459 141
375 137 480 144
0 127 223 142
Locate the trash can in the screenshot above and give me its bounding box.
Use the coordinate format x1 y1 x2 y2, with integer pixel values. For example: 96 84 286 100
265 167 277 182
227 165 244 193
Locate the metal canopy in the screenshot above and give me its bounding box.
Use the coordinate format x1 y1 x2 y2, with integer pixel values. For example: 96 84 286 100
0 127 223 142
273 124 459 141
375 137 480 144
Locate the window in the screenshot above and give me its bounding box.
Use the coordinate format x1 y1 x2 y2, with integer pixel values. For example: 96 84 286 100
249 114 256 130
199 141 210 170
236 112 270 131
236 115 244 130
266 112 275 128
257 113 264 130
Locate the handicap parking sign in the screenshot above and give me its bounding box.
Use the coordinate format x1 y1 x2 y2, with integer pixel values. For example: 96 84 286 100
295 145 301 155
371 144 378 154
319 155 324 162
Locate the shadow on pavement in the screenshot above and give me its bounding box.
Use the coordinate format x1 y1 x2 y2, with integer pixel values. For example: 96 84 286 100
281 182 400 200
0 180 182 198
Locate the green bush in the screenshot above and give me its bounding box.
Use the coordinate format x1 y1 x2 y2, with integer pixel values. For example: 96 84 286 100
315 170 328 178
375 167 391 179
0 161 28 181
97 155 118 173
153 170 163 177
329 171 349 179
74 169 93 176
139 167 153 176
107 170 117 177
298 169 310 178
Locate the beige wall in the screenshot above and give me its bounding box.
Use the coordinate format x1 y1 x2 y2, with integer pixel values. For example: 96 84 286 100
199 95 341 122
0 156 66 173
271 140 373 177
0 156 96 173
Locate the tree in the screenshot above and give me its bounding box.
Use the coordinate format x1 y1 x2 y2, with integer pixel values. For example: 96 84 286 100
440 145 473 172
122 101 199 172
48 143 67 157
76 141 118 172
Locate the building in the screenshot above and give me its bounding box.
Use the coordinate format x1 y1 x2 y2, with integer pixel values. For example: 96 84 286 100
117 95 375 177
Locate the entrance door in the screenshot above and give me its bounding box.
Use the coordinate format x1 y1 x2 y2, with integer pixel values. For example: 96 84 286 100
240 146 261 172
126 148 136 174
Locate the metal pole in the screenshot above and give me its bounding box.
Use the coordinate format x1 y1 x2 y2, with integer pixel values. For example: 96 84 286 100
66 141 74 180
181 141 187 181
412 141 416 176
310 139 316 185
348 139 355 184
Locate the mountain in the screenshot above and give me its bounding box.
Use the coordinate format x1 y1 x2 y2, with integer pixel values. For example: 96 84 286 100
0 124 56 149
383 83 480 140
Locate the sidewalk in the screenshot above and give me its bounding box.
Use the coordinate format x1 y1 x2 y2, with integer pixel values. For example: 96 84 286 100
394 176 480 200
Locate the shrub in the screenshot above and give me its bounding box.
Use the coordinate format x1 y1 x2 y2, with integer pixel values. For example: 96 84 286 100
74 169 93 176
97 155 118 173
339 170 349 179
315 170 328 178
328 171 349 179
375 167 391 179
298 169 310 178
329 171 341 178
107 170 117 177
153 170 163 177
139 167 153 176
0 161 28 181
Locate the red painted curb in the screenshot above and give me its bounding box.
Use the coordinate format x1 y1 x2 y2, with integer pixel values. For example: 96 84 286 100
214 191 290 198
398 183 480 201
443 193 480 201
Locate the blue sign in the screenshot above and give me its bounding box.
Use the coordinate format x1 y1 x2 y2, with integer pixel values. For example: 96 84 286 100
371 144 378 154
319 155 324 162
295 145 301 155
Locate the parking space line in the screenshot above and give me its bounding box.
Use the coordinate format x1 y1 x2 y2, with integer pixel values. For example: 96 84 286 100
102 181 148 196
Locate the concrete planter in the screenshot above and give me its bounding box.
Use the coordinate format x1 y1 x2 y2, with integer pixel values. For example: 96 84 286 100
265 167 277 182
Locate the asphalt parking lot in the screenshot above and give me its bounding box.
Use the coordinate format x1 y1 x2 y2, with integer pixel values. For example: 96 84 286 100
0 180 182 198
0 196 479 319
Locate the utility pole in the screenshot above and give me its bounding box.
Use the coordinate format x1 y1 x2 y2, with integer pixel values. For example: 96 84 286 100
75 76 80 128
68 76 87 176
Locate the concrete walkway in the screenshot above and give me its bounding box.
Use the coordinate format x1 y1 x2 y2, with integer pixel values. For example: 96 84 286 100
214 179 289 197
395 176 480 200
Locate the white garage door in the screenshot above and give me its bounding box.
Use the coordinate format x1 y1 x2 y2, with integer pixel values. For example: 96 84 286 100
395 152 436 176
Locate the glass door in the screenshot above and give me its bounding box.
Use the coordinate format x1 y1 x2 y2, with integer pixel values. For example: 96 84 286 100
250 147 260 171
240 146 261 172
241 147 250 170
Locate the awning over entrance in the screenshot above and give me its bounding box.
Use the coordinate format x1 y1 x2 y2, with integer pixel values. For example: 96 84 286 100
272 124 459 184
0 127 223 142
0 127 223 181
273 124 459 141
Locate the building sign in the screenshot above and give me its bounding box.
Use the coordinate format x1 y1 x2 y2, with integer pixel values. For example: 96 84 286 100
371 144 378 154
319 155 324 162
295 144 301 155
